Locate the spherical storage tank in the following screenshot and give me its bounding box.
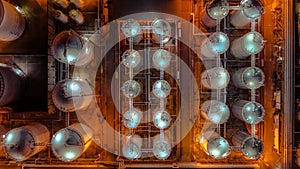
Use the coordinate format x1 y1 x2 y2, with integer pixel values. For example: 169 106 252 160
51 123 93 162
201 32 230 58
200 132 230 159
121 19 141 38
201 67 230 89
122 49 141 69
0 63 25 105
52 30 94 66
122 134 142 160
232 131 263 159
230 0 264 27
52 79 93 112
232 100 264 124
152 19 171 44
201 0 230 27
153 135 172 160
3 123 50 161
201 100 230 124
152 80 171 99
122 80 141 98
152 49 172 70
230 31 264 59
122 108 142 129
153 110 171 130
0 0 25 41
232 67 265 89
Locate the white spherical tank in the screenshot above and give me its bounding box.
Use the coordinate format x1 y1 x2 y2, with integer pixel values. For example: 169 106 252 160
0 64 25 105
201 67 230 89
153 110 171 130
201 132 231 159
201 0 230 27
0 0 25 41
3 123 50 161
201 100 230 124
232 67 265 89
201 32 230 58
152 49 172 70
232 131 263 159
230 0 264 27
51 123 93 162
232 100 264 124
230 32 264 59
122 49 141 69
121 19 141 38
152 80 171 99
153 135 172 160
122 134 142 160
122 108 142 129
122 80 141 98
152 19 171 44
52 79 93 112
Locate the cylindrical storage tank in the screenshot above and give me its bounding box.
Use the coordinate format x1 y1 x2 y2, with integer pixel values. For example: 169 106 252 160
69 9 84 24
54 10 68 24
201 67 230 89
121 19 141 38
52 79 93 112
0 0 25 41
152 19 171 44
152 49 172 70
232 131 263 159
52 0 70 8
122 108 142 129
153 110 171 130
201 100 230 124
51 123 93 162
122 80 141 98
230 0 264 27
52 30 82 65
122 49 141 68
70 0 85 9
153 135 172 160
201 0 230 27
152 80 171 99
122 134 142 160
0 63 25 105
201 32 230 58
230 32 264 59
201 132 231 159
232 67 265 89
232 100 264 124
3 123 50 161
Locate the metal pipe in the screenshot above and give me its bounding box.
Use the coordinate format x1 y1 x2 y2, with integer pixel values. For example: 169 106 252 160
22 164 102 169
124 162 259 168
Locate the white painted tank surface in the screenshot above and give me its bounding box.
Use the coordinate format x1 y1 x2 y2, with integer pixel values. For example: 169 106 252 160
201 0 230 27
232 131 263 159
201 132 231 159
201 32 230 57
122 49 141 68
230 0 264 27
201 67 230 89
232 67 265 89
122 134 142 160
152 80 171 99
152 49 172 70
232 100 264 124
3 123 50 161
121 19 141 38
201 100 230 124
231 31 264 59
122 108 142 129
51 123 93 162
0 0 25 41
152 19 171 44
153 110 171 130
52 79 93 112
153 135 172 160
122 80 141 98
